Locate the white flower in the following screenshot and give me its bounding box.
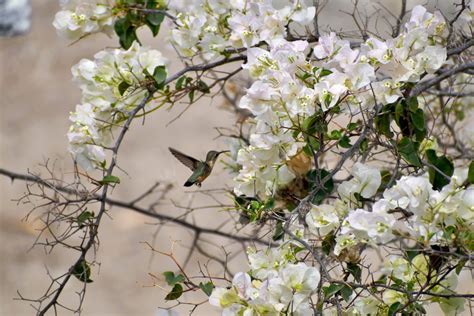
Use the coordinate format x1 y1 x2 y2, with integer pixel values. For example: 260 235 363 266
209 287 239 308
334 233 357 256
313 32 337 59
338 163 382 201
344 62 375 90
306 204 340 236
361 37 390 64
314 77 347 110
382 290 407 305
372 79 402 104
353 295 380 315
383 175 434 217
53 1 114 41
344 208 396 243
415 45 447 74
232 272 254 299
67 43 168 170
381 256 413 282
228 11 261 48
290 5 316 24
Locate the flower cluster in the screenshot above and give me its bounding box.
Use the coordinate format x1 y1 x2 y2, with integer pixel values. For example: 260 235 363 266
378 255 465 315
306 163 473 256
210 245 320 315
68 42 167 170
53 0 116 41
170 0 315 60
215 162 472 314
231 5 449 198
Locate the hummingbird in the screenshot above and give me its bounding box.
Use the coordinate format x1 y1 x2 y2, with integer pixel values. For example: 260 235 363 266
169 147 229 187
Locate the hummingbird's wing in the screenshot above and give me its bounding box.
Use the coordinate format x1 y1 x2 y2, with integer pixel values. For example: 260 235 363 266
169 147 200 171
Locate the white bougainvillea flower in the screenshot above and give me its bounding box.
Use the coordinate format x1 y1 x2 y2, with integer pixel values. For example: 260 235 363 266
306 204 340 236
338 163 382 201
67 43 167 170
343 208 396 243
383 175 434 217
53 0 114 41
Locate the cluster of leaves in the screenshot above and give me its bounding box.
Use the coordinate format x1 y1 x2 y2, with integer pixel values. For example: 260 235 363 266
162 271 214 301
234 196 275 223
72 260 94 283
114 0 167 49
375 96 458 192
375 97 426 167
175 75 211 103
163 271 185 300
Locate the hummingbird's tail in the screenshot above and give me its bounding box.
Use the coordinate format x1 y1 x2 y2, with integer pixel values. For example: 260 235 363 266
184 181 194 187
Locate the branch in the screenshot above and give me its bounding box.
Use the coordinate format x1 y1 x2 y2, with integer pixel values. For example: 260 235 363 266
409 62 474 98
447 38 474 57
164 55 247 85
392 0 407 37
0 167 268 245
36 93 154 316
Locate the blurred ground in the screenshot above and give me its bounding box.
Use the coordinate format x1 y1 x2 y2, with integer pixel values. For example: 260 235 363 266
0 1 471 315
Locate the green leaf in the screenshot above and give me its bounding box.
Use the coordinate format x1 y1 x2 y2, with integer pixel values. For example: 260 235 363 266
118 81 131 96
340 285 353 302
406 249 419 262
77 210 94 227
347 262 361 282
72 260 93 283
163 271 185 286
146 11 165 26
410 108 425 131
378 170 392 192
145 20 161 36
263 197 275 210
302 135 320 155
188 89 195 103
250 200 260 210
165 283 183 300
199 282 214 297
176 76 187 90
455 259 467 275
302 113 325 134
272 221 284 241
323 284 344 299
388 302 402 316
307 169 334 204
375 111 393 138
338 135 351 148
114 16 138 49
407 96 419 112
319 69 332 77
196 80 210 93
347 122 359 132
397 137 422 167
153 66 167 89
426 149 454 190
322 233 335 255
468 161 474 184
328 130 342 140
359 138 368 153
99 175 121 185
394 101 405 127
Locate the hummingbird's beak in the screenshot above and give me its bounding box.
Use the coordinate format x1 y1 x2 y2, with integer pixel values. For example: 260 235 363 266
218 150 230 155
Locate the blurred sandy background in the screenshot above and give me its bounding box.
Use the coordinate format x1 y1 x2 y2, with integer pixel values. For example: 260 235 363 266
0 1 471 315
